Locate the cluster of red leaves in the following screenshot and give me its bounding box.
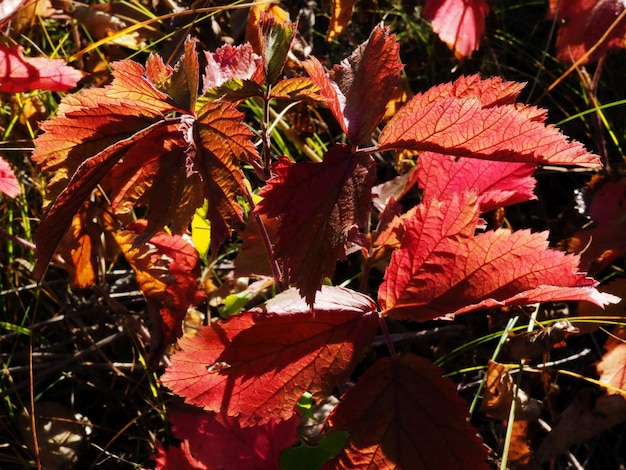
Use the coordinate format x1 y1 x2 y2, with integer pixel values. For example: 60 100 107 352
30 15 622 470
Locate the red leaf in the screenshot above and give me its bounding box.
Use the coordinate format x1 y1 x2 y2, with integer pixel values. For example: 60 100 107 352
378 191 618 322
326 354 489 469
378 75 601 167
304 25 402 146
565 177 626 273
152 440 210 470
115 220 201 351
161 286 379 425
423 0 489 58
167 405 299 469
0 156 20 198
202 43 262 92
596 326 626 395
549 0 626 64
255 146 375 305
0 43 84 93
418 152 537 213
419 74 526 107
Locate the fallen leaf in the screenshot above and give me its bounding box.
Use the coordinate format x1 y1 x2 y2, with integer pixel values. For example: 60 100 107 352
535 390 626 463
596 326 626 395
326 0 356 41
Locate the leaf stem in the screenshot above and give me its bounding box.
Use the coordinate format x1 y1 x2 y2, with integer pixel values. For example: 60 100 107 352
261 85 273 179
378 314 398 360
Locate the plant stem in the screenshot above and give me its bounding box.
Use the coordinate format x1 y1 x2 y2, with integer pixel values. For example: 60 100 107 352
241 181 285 291
378 314 398 360
261 85 273 179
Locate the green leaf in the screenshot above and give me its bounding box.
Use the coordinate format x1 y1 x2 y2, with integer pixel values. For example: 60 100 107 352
218 291 251 317
280 431 349 470
259 12 296 85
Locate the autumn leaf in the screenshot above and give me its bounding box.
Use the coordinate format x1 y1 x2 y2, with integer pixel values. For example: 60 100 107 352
55 198 121 289
270 77 324 103
564 177 626 273
417 152 537 213
326 0 356 41
304 24 403 146
548 0 626 64
325 354 489 469
423 0 489 58
255 146 375 305
152 440 209 470
378 75 601 167
114 220 201 353
0 156 20 198
596 326 626 395
32 37 258 278
166 404 299 469
378 191 618 322
202 42 262 94
0 43 84 93
161 286 379 425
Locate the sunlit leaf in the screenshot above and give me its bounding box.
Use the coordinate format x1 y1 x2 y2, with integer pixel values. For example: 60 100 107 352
379 75 601 167
378 191 619 322
0 43 84 93
161 286 378 425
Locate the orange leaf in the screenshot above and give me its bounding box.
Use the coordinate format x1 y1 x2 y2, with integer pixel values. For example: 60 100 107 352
161 286 378 425
115 220 201 351
597 326 626 395
326 0 356 41
326 354 489 469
